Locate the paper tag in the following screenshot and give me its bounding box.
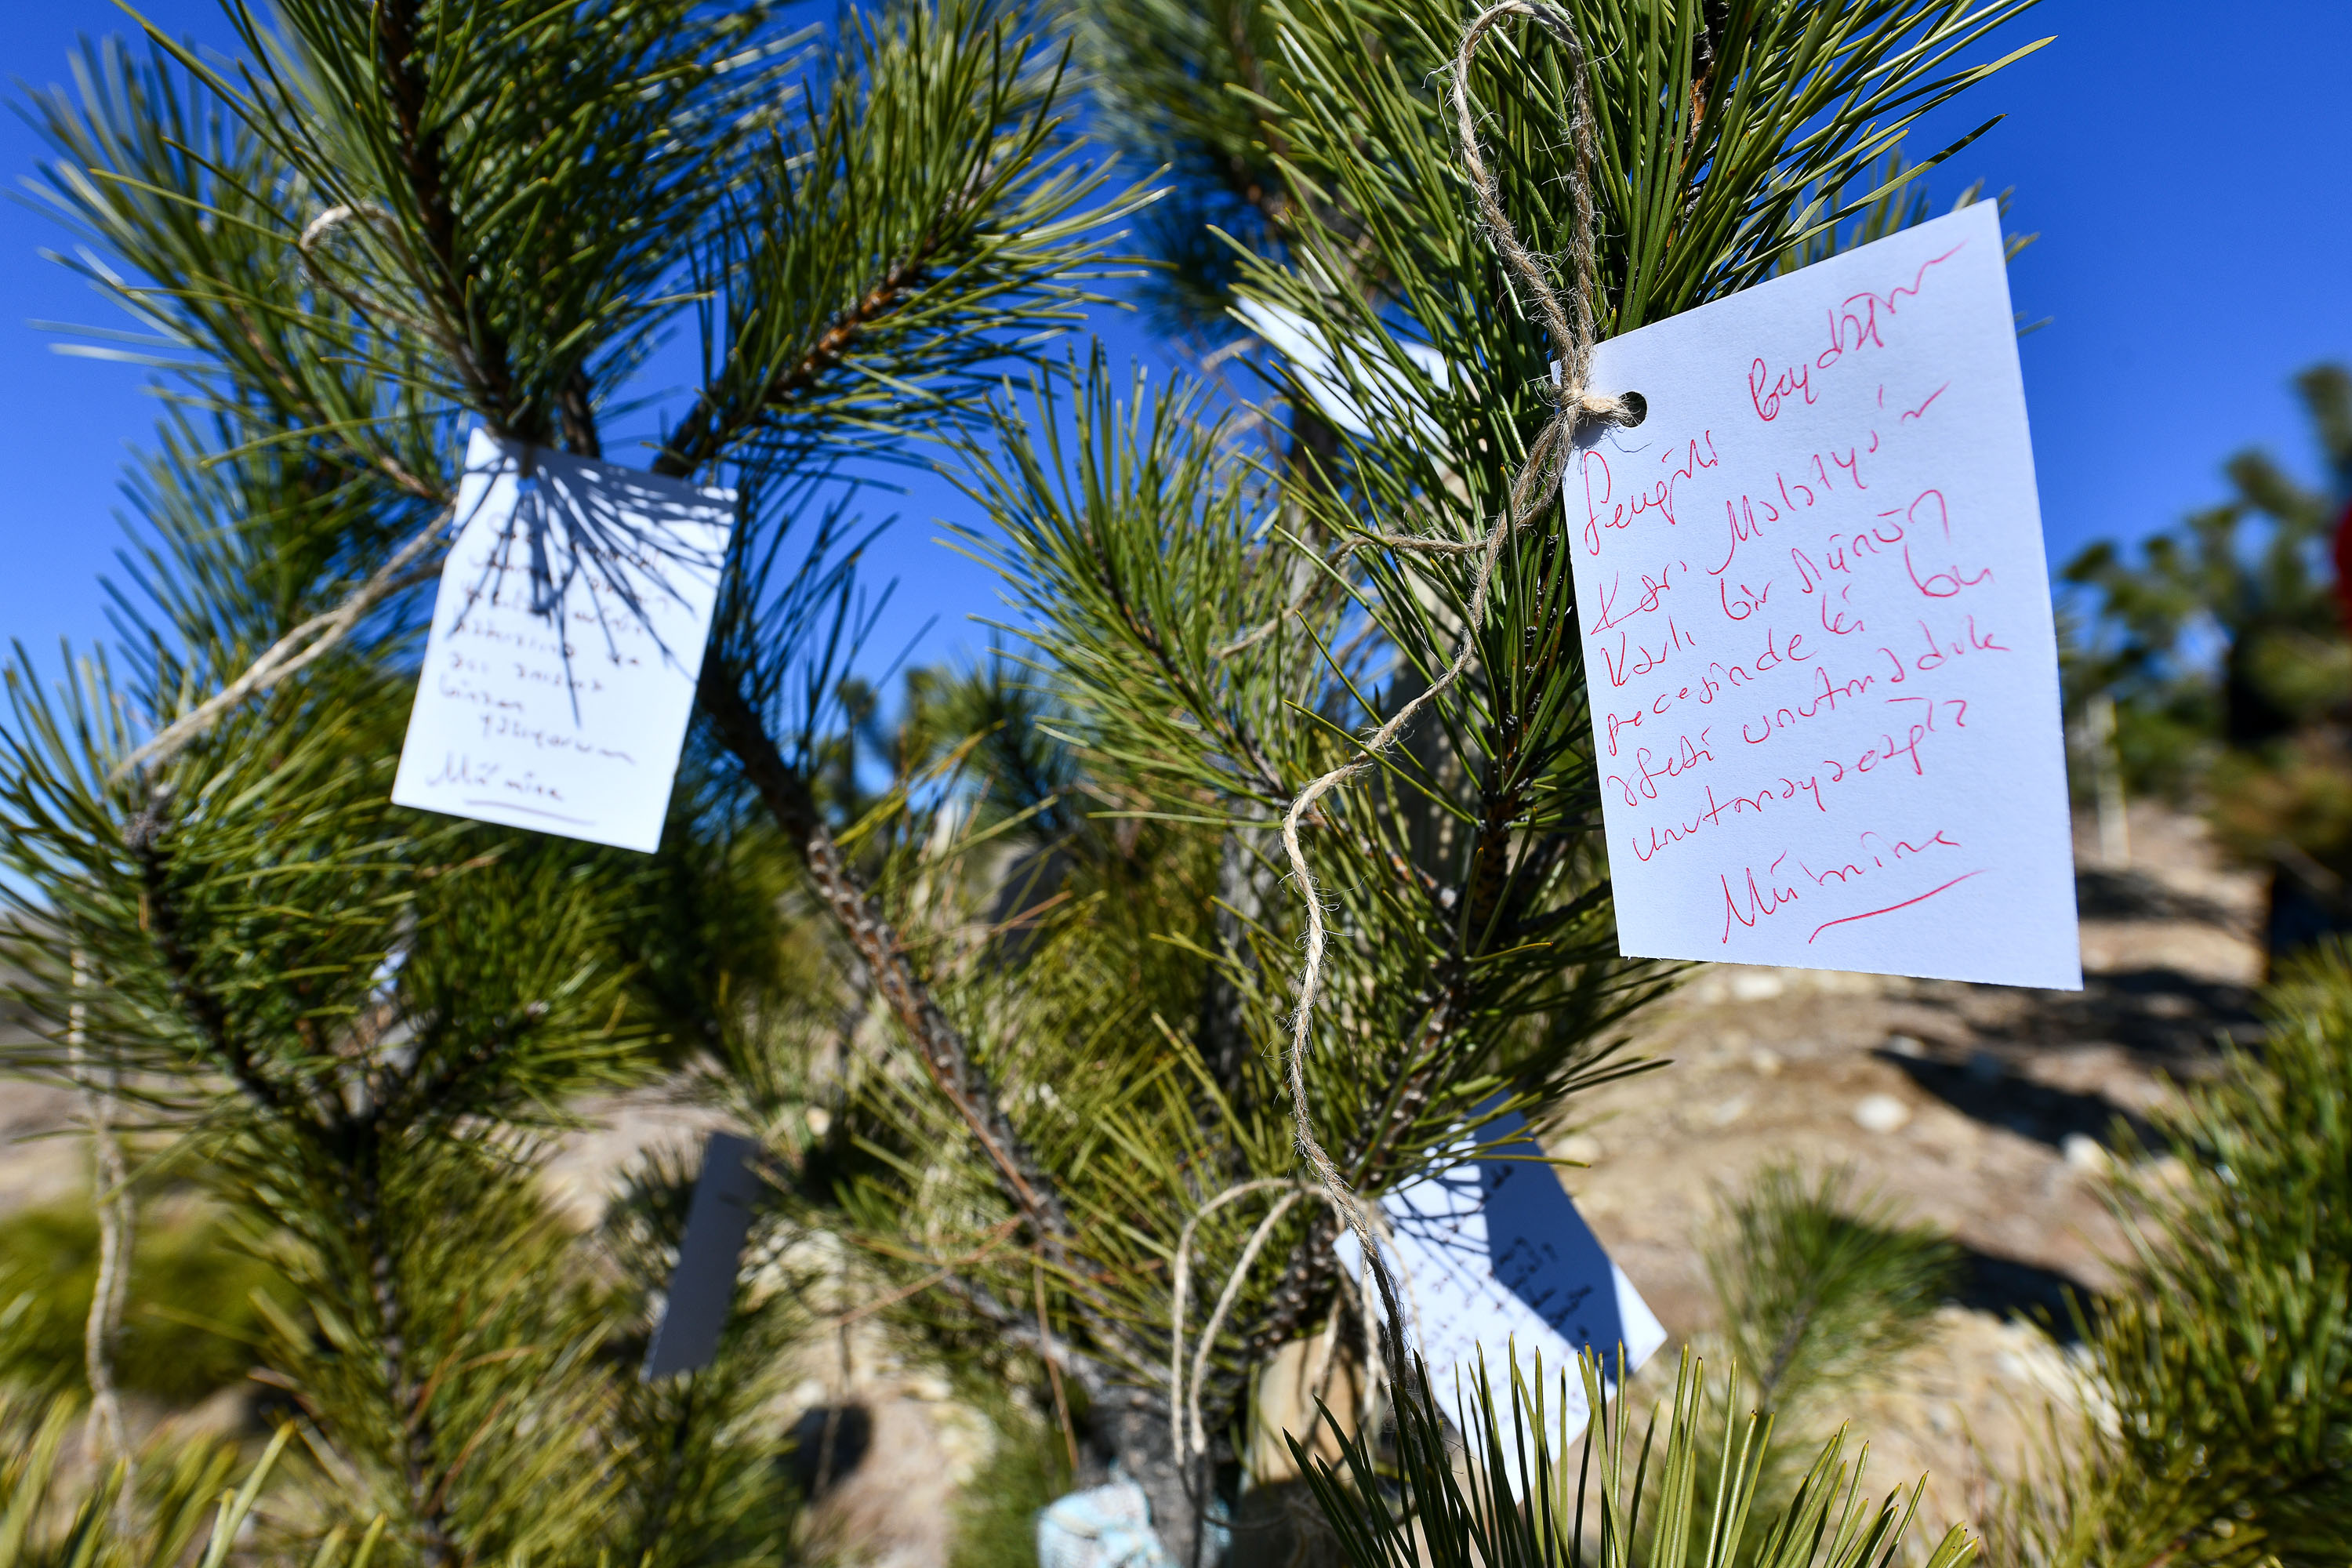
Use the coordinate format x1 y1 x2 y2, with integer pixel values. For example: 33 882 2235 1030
1566 202 2080 988
1337 1109 1665 1436
1232 299 1449 443
392 430 732 853
643 1130 762 1380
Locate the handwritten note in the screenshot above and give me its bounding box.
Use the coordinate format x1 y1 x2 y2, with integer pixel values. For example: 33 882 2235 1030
1567 202 2081 988
1337 1109 1665 1436
393 430 732 853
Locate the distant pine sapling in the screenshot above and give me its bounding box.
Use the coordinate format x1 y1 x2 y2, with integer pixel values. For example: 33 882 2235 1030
1991 939 2352 1567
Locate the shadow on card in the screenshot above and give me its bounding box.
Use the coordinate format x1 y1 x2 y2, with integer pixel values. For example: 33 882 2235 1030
1476 1116 1629 1366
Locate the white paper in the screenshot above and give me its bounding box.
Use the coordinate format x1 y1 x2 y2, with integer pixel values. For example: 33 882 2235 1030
1566 202 2081 988
393 430 733 853
1233 299 1449 443
1338 1109 1665 1439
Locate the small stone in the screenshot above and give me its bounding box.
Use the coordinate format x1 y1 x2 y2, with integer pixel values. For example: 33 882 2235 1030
2063 1133 2109 1172
1710 1094 1751 1127
804 1105 833 1137
1730 972 1785 1002
1748 1047 1784 1076
1853 1094 1912 1134
1885 1034 1926 1059
1968 1048 2005 1084
1559 1133 1604 1166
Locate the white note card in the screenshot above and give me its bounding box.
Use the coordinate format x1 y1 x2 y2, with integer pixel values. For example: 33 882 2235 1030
1338 1109 1666 1438
1567 202 2080 988
392 430 733 853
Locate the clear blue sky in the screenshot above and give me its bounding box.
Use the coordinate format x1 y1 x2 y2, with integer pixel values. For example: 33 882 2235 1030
2 0 2347 683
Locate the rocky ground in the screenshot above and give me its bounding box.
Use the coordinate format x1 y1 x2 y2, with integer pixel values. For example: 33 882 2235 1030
1570 801 2263 1535
0 804 2268 1559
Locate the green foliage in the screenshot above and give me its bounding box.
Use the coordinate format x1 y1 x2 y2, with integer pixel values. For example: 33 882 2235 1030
1707 1165 1962 1418
0 1393 387 1568
926 4 2042 1535
949 1392 1077 1568
2 0 1136 1558
1701 1164 1962 1515
1993 941 2352 1566
2 0 2056 1560
1297 1352 1975 1568
2061 365 2352 795
0 1196 278 1403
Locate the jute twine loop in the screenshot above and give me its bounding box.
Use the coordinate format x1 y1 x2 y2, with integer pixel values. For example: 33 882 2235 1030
1272 0 1633 1348
1167 1180 1396 1474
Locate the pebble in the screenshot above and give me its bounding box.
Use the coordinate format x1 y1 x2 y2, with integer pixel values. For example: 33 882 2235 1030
2062 1132 2110 1172
1885 1034 1926 1058
1748 1047 1784 1076
1853 1094 1913 1134
1730 973 1786 1002
1559 1133 1604 1166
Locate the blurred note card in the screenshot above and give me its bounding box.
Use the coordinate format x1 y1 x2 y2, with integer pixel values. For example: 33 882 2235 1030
1338 1109 1665 1437
1567 201 2080 988
393 429 732 853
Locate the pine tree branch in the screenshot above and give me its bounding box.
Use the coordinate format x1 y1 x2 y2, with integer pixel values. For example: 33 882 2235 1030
557 367 601 459
694 664 1071 1248
110 512 449 780
347 1152 459 1568
651 251 937 481
124 799 299 1120
372 0 516 424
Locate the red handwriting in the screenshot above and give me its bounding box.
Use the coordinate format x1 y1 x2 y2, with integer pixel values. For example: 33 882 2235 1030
1603 679 1727 755
1807 869 1987 945
1606 728 1719 806
1588 559 1690 637
1740 661 1876 746
1711 447 1872 576
1720 577 1771 619
1597 615 1700 689
1579 432 1721 556
1624 722 1937 862
1721 854 1801 942
1901 382 1950 423
1799 826 1961 887
1815 243 1969 372
1749 359 1813 423
1745 241 1966 423
1568 221 2061 965
1904 544 1994 600
1875 615 2009 683
1599 624 1807 755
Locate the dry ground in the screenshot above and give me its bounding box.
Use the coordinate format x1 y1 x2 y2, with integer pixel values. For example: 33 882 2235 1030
1573 802 2263 1534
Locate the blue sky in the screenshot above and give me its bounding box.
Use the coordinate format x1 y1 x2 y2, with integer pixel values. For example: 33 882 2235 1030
2 0 2347 685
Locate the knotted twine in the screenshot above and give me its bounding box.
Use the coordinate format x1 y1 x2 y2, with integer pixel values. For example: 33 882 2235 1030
1166 1180 1385 1472
1272 0 1637 1359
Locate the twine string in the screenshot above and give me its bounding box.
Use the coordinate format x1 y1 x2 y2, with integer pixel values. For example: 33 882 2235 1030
1167 1181 1396 1475
1273 0 1634 1377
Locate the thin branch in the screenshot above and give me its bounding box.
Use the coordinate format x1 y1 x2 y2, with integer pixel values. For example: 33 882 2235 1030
71 947 137 1526
111 511 448 780
695 665 1073 1248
